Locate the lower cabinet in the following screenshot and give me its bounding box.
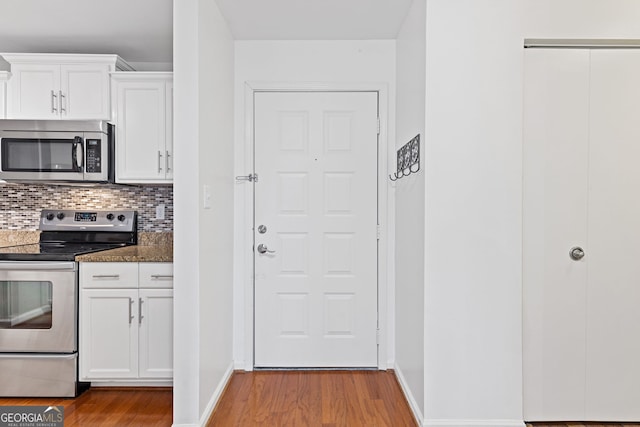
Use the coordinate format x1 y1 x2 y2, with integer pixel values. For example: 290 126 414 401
79 262 173 383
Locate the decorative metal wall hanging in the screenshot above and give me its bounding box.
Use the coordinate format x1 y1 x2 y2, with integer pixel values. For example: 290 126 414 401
389 134 420 181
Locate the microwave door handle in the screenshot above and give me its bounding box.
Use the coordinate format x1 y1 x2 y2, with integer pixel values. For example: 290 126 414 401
72 137 84 171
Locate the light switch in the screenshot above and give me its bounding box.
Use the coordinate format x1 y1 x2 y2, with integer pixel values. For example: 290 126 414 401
203 185 212 209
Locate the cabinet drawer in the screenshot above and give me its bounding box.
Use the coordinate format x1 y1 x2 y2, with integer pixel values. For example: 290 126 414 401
139 263 173 289
81 262 138 288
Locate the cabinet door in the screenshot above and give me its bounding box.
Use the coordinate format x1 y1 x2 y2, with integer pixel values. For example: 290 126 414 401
138 289 173 378
165 81 173 180
80 289 139 380
7 64 60 119
114 80 168 183
60 64 110 120
0 72 10 119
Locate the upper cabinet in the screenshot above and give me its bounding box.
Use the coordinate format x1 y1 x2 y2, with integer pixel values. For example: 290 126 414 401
111 72 173 184
0 71 10 119
2 53 134 120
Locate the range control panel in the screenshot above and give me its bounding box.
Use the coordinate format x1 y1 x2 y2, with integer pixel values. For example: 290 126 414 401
40 209 137 232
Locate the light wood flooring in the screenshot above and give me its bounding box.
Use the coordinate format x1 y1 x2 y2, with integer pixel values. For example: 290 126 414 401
0 387 172 426
0 370 417 426
206 370 418 426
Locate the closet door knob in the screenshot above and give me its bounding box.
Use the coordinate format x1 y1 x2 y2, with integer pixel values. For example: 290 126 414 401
570 246 585 261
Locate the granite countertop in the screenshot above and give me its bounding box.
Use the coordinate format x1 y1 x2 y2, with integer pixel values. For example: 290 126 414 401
0 231 173 262
76 231 173 263
75 244 173 262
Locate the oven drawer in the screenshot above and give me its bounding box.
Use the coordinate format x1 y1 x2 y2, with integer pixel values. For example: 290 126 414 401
0 353 78 397
80 262 138 288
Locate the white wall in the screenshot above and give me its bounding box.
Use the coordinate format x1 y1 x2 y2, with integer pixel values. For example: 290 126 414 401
173 0 234 425
424 0 526 425
422 1 640 426
232 40 397 368
394 0 426 421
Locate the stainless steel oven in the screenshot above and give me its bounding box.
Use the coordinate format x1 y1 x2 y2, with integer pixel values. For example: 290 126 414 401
0 120 114 183
0 209 137 397
0 261 79 397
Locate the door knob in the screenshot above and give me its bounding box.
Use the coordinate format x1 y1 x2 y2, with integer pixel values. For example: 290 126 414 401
570 246 585 261
257 243 276 254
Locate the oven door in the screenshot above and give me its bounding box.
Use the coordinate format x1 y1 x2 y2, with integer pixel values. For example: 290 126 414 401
0 261 77 353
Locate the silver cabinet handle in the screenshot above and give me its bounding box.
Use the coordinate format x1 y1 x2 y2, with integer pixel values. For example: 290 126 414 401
257 243 276 254
150 274 173 280
138 298 144 325
165 151 170 172
128 298 134 324
570 246 585 261
92 274 120 279
158 151 163 173
59 90 66 114
51 90 58 113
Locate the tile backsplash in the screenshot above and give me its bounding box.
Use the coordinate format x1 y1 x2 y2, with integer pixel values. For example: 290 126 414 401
0 183 173 232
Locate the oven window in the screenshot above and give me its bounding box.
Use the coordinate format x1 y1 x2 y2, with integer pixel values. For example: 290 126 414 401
0 281 53 329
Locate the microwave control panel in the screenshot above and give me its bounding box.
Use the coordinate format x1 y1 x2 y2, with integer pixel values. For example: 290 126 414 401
85 139 102 173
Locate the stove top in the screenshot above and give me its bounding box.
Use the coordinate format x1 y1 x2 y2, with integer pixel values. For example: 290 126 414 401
0 242 129 262
0 209 138 262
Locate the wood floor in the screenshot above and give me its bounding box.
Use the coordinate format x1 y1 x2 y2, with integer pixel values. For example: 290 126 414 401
0 387 173 426
206 370 418 426
0 371 416 426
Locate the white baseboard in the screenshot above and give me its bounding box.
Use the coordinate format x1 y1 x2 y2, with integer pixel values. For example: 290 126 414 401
197 362 235 427
393 363 424 425
424 419 526 427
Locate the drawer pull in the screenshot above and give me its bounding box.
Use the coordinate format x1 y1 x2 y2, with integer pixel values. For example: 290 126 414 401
150 275 173 280
92 274 120 279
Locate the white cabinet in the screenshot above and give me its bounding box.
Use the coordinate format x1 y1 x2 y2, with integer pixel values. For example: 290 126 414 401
2 53 134 120
0 71 10 118
524 49 640 421
111 72 173 184
80 262 173 383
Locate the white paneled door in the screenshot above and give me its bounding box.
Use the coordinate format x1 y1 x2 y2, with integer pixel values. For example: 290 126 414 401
253 91 379 367
524 48 640 421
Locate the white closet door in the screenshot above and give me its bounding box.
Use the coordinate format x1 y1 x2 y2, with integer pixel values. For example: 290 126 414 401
523 48 590 421
585 49 640 420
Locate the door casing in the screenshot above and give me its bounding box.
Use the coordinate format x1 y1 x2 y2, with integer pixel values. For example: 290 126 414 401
236 81 392 370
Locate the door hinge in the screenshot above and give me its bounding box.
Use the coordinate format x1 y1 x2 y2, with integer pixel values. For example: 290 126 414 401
376 224 381 240
376 329 380 344
235 173 258 183
377 117 381 135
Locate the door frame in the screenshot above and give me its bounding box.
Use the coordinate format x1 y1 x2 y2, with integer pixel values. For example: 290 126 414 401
237 81 392 370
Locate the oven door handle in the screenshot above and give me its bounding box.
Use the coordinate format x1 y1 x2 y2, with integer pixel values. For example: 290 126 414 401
0 261 76 271
0 353 77 360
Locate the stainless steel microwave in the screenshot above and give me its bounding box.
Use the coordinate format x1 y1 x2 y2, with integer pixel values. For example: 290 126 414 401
0 120 114 183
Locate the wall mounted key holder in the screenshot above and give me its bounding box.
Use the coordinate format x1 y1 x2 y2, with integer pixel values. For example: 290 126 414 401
389 134 420 181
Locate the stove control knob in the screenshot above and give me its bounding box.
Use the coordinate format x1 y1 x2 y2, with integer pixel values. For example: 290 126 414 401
117 214 126 222
56 212 65 220
106 213 115 221
46 213 55 221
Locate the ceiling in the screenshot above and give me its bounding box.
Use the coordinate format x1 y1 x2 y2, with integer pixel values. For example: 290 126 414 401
0 0 413 67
